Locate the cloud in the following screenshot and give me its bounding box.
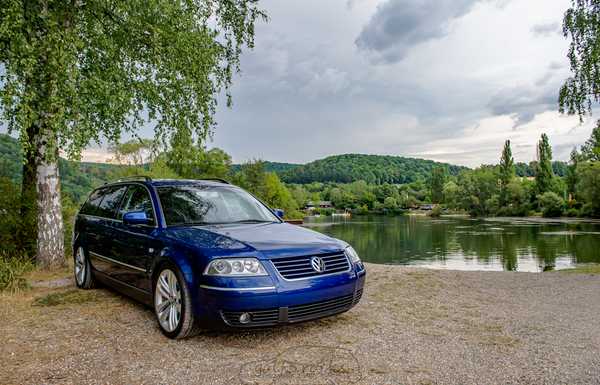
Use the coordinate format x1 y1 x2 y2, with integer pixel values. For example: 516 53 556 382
531 22 561 37
355 0 482 63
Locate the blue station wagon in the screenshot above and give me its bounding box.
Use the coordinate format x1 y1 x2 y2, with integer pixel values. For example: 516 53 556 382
73 177 366 338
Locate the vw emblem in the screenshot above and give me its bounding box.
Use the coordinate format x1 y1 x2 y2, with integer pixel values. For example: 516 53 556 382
310 256 326 273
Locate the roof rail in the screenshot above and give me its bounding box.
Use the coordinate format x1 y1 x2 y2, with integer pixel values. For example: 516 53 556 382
200 178 230 184
114 175 153 183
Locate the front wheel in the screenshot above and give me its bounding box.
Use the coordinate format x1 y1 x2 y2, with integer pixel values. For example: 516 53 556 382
74 246 96 289
153 264 197 339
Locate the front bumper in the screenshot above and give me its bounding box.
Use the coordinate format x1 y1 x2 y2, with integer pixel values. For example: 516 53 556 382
195 265 366 329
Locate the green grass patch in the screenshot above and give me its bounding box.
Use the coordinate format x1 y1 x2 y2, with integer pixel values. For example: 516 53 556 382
558 265 600 275
0 256 34 292
33 289 103 306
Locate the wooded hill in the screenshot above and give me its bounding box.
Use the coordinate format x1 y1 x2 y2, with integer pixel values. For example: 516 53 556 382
0 133 568 203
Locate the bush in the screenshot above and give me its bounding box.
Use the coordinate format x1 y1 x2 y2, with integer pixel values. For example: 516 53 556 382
0 255 33 292
428 205 442 217
565 208 580 217
538 192 565 217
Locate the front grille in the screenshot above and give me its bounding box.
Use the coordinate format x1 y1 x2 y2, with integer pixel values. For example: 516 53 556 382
353 289 363 305
288 293 355 322
271 251 350 280
221 308 279 327
220 289 363 327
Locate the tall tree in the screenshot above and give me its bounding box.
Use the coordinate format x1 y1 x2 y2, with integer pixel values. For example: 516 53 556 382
535 134 554 195
499 140 515 205
581 122 600 161
566 147 580 197
0 1 265 267
429 166 446 204
559 0 600 120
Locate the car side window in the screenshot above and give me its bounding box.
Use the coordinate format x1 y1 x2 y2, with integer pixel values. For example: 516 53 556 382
118 185 155 224
96 186 127 219
80 188 105 216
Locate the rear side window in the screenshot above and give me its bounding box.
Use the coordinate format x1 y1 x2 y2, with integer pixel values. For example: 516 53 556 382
118 185 155 224
80 189 104 216
96 186 127 219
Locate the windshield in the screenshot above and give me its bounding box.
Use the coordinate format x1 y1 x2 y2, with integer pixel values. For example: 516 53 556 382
156 185 280 226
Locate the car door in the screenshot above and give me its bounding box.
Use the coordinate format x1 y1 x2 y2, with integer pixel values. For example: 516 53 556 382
111 184 160 293
86 185 128 275
78 188 107 265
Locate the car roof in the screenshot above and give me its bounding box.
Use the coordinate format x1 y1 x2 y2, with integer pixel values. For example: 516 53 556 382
101 178 233 189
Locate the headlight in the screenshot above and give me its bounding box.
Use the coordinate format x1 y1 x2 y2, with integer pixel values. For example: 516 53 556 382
204 258 268 276
345 246 361 264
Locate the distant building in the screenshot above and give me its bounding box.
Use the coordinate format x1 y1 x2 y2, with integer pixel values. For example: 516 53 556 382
305 201 333 210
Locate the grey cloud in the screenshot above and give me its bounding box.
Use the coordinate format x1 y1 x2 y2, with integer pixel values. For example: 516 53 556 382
355 0 484 63
531 22 560 37
488 84 558 127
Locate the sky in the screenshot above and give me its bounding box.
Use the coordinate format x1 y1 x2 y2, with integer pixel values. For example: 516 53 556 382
36 0 600 166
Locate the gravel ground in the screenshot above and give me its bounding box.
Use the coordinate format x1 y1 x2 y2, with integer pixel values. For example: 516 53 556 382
2 264 600 385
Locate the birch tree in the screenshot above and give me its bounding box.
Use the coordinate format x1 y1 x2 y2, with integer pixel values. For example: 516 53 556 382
0 0 266 267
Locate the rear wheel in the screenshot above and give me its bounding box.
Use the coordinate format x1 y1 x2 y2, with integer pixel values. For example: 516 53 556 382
74 246 96 289
153 264 197 339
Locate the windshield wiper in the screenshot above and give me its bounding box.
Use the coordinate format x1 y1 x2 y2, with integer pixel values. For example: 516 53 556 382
228 219 276 224
172 221 211 227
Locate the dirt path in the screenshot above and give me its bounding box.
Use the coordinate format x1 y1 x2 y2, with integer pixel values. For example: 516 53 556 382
2 264 600 385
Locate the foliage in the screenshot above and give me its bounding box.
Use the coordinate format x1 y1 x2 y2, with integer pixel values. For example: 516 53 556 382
499 140 515 205
429 166 446 204
281 154 467 185
428 205 442 218
231 161 300 175
581 122 600 161
442 181 460 210
535 134 554 195
0 176 27 257
0 0 266 266
566 148 581 196
576 161 600 217
538 192 565 218
514 161 568 177
109 139 156 166
0 254 33 292
559 0 600 118
455 167 499 216
232 160 303 219
0 0 267 160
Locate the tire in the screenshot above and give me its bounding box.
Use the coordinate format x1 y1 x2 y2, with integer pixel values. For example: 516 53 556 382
74 246 97 289
153 263 198 339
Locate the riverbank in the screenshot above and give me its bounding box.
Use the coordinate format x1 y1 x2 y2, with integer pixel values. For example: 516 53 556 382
2 264 600 384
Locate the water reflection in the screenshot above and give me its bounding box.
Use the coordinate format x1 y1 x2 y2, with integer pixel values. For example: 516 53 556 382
303 215 600 272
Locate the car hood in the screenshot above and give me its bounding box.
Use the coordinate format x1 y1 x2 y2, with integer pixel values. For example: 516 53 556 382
162 222 345 258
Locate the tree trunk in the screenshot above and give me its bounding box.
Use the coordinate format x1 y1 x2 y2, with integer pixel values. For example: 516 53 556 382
34 130 65 268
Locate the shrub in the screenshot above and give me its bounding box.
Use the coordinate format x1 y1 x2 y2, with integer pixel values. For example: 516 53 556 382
428 205 442 217
0 255 33 292
538 192 565 217
565 208 580 217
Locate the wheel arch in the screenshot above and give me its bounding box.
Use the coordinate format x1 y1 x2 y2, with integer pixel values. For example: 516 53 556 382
149 246 200 291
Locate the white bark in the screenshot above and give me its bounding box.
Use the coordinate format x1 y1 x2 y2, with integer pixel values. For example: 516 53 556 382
35 144 64 268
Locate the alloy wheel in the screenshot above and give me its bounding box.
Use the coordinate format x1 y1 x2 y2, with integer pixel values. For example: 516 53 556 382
155 269 182 332
75 247 86 285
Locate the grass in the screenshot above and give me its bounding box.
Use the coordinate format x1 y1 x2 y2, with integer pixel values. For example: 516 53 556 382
33 288 104 306
0 256 34 292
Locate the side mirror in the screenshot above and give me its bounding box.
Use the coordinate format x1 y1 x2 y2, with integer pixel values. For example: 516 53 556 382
123 211 150 225
274 209 285 219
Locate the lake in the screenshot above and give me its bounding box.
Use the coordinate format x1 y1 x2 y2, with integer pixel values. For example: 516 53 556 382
303 215 600 272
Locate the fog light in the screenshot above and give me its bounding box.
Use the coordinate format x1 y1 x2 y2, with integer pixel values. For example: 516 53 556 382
239 312 252 324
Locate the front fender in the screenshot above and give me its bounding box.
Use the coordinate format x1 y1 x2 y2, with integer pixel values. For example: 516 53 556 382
150 246 202 291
